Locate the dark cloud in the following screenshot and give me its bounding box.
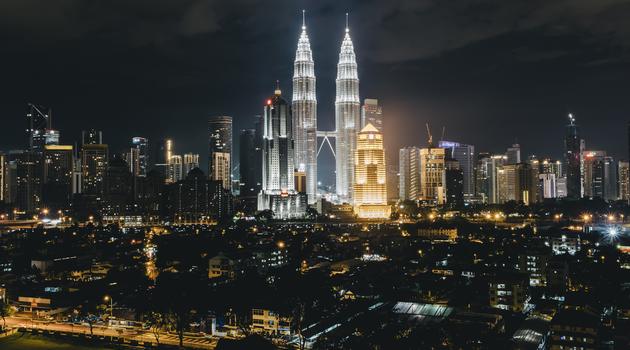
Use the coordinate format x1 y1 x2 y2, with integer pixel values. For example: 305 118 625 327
1 0 630 186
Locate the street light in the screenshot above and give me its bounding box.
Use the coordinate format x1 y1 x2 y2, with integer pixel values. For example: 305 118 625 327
103 295 113 318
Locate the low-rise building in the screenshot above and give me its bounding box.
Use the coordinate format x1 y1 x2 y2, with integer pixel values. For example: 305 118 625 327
251 308 292 336
489 273 529 313
549 310 598 350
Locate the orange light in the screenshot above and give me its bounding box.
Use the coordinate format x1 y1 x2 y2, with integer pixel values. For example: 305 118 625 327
266 99 272 105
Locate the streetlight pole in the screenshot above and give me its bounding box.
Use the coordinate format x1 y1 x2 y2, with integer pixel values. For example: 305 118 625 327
104 295 113 318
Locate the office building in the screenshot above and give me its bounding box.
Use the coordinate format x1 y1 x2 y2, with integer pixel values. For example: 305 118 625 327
81 144 108 195
26 103 51 151
0 153 4 203
506 143 521 164
583 151 606 199
420 147 446 204
169 155 183 183
444 158 464 207
603 156 617 201
292 12 318 204
564 114 581 198
476 154 506 204
399 147 421 201
361 98 383 131
183 153 199 176
129 137 148 177
82 129 103 145
439 141 475 200
43 145 73 209
257 84 306 219
353 123 390 219
539 173 557 199
239 129 259 197
619 160 629 202
335 18 360 202
208 116 232 190
14 151 43 214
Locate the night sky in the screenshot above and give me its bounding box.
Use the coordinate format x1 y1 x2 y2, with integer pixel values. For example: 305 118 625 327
2 0 630 186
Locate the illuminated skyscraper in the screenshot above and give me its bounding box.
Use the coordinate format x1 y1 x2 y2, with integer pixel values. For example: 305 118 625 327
258 83 306 218
335 14 360 202
420 147 446 204
439 141 475 200
170 155 183 183
564 114 581 198
208 116 232 190
506 143 521 164
26 103 51 151
183 153 199 176
619 160 630 202
354 123 390 219
361 98 383 131
399 147 421 201
81 144 108 195
129 137 149 177
0 153 4 203
82 129 103 145
292 11 318 204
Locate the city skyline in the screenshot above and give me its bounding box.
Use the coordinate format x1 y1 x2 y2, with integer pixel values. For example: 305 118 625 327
2 2 630 188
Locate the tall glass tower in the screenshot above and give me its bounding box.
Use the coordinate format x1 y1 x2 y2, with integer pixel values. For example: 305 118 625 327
335 14 360 202
564 113 581 198
292 10 318 204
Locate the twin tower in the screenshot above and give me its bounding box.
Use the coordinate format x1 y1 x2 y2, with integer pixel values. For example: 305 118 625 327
258 12 360 218
293 11 360 204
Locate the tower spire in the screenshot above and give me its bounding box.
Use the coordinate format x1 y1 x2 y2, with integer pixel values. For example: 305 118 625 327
275 80 281 95
302 9 306 30
345 12 349 33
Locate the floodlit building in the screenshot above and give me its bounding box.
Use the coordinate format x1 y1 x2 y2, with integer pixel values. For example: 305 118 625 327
292 12 318 204
399 147 421 201
420 147 446 204
208 116 232 190
258 84 306 219
335 16 360 202
353 123 390 219
183 153 199 177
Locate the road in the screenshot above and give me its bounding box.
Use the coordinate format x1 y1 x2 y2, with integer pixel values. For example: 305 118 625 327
5 316 218 349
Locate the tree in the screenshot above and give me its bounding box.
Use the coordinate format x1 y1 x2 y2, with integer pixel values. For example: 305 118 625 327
255 210 274 221
78 300 107 336
0 299 14 331
153 271 207 347
144 311 166 345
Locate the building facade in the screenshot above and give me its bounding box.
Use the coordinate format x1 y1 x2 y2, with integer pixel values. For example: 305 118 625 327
208 116 232 190
258 84 306 219
335 21 360 202
399 147 421 201
420 147 446 204
353 123 390 219
292 13 318 204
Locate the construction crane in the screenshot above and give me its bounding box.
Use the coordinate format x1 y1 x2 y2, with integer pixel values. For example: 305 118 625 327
425 123 433 148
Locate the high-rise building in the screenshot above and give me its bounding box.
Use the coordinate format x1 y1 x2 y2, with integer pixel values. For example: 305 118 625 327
26 103 51 152
496 163 534 204
239 129 258 197
619 161 630 202
82 129 103 145
129 137 149 177
439 141 475 200
183 153 199 176
258 84 306 219
506 143 521 164
14 151 43 213
170 155 183 183
292 11 318 204
208 116 232 190
335 16 360 202
477 154 507 204
445 158 464 207
603 156 618 202
539 173 557 199
361 98 383 131
353 123 390 219
399 147 421 201
43 145 73 209
0 153 4 203
81 144 108 195
564 114 581 198
420 147 446 204
583 151 606 199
